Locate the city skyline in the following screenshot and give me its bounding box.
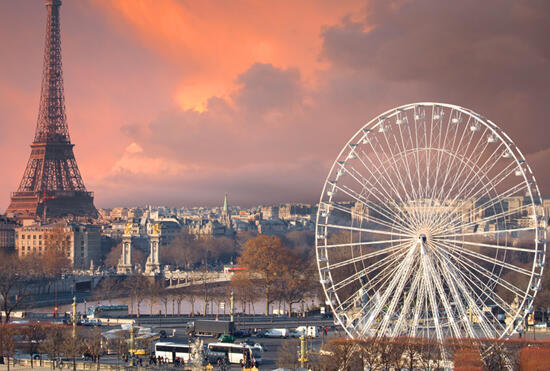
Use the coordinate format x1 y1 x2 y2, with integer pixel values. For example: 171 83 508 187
1 0 549 210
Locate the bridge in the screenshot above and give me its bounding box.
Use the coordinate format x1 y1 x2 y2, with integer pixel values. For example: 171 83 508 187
163 271 232 290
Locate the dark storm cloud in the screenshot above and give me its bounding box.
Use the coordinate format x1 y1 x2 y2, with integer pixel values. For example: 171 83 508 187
321 0 550 152
99 0 550 205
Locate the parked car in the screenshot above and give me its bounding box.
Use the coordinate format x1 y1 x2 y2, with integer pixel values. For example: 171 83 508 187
218 334 236 343
234 329 251 338
258 328 289 338
252 343 267 352
291 326 319 338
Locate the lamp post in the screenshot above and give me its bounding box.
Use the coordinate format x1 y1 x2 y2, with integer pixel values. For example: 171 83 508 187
72 296 77 338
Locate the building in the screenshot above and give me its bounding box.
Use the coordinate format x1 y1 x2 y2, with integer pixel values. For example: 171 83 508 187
278 203 313 220
15 222 101 269
257 219 287 235
260 205 279 220
0 215 17 252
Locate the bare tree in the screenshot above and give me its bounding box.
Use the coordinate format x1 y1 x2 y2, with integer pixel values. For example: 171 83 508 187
123 275 149 318
95 276 121 305
83 326 104 371
0 252 32 324
61 329 85 371
0 324 15 371
19 324 46 368
319 338 362 371
145 280 159 316
39 326 64 370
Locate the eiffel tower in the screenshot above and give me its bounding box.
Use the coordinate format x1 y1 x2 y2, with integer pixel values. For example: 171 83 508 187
6 0 97 220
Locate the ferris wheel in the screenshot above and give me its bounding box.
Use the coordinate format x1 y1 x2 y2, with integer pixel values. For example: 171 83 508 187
316 103 546 343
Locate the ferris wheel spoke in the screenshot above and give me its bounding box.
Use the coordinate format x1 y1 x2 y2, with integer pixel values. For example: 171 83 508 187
438 181 529 234
336 163 416 232
430 243 498 338
335 183 414 234
435 239 529 298
430 111 465 201
434 166 527 235
427 116 471 211
410 107 428 213
319 223 412 238
358 132 423 226
438 239 534 276
443 149 516 225
327 242 407 270
442 227 536 241
380 127 423 224
420 254 445 343
330 247 409 294
390 269 423 337
437 122 488 205
335 247 409 314
376 255 421 337
426 108 453 206
357 246 419 337
395 125 422 204
324 237 411 250
456 156 517 211
356 146 421 227
410 272 426 338
435 244 516 318
435 130 496 214
336 185 413 234
422 249 464 338
438 204 533 238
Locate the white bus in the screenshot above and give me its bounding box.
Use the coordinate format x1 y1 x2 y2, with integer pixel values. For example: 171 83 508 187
154 342 191 363
207 342 262 365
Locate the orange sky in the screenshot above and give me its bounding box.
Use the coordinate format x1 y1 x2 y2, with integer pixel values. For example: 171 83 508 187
95 0 364 111
1 0 549 208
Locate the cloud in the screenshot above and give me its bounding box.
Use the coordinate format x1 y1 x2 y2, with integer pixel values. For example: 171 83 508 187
2 0 550 209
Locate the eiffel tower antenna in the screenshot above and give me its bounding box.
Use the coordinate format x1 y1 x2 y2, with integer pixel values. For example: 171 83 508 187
6 0 97 220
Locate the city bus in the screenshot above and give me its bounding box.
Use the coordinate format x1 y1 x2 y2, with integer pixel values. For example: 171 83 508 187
87 304 128 319
223 264 246 274
207 342 262 365
154 342 191 363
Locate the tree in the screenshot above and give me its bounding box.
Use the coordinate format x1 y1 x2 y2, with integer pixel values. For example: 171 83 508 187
0 251 30 324
123 275 149 318
161 230 202 269
40 326 64 370
181 286 200 316
277 254 318 317
0 325 15 371
145 280 160 316
19 324 46 368
230 272 258 314
61 329 85 371
104 243 146 268
83 326 104 371
43 225 72 276
319 339 363 371
238 235 293 315
95 276 121 305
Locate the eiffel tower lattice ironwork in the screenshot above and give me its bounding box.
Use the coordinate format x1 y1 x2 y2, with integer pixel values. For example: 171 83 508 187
6 0 97 220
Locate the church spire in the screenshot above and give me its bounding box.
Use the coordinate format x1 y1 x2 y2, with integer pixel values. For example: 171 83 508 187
223 192 228 213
